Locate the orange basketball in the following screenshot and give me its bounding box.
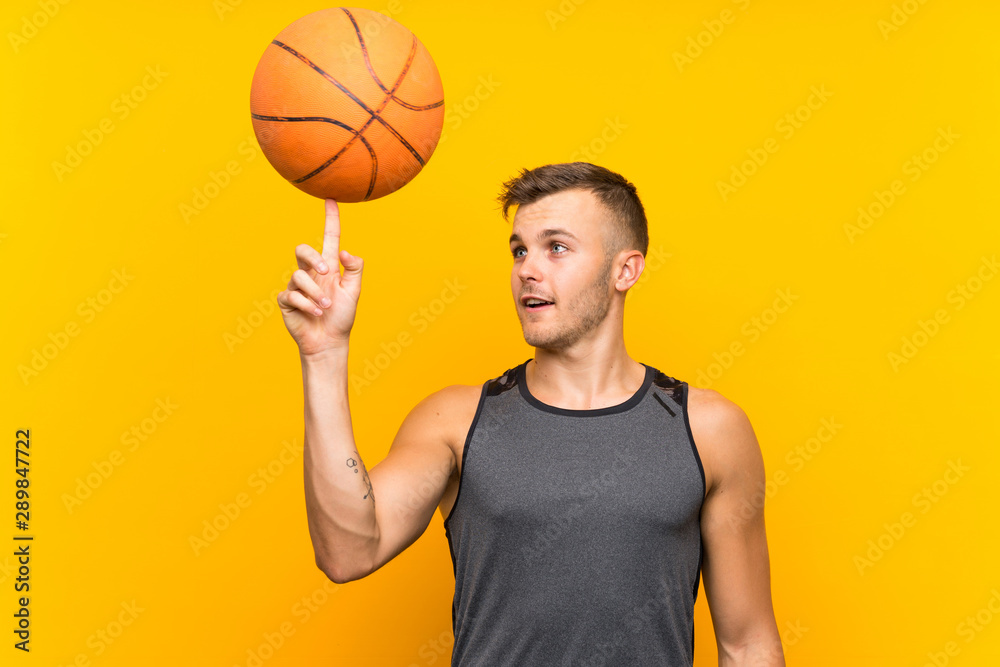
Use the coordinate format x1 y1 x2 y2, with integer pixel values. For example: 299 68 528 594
250 7 445 202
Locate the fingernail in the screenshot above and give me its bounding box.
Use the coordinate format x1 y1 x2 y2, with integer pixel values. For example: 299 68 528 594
319 262 328 272
314 308 322 316
321 297 331 307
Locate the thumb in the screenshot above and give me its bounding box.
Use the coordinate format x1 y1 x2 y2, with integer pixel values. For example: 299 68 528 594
339 249 364 288
340 248 363 269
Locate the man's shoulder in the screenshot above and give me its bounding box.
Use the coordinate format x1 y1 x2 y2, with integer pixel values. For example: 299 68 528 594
687 385 745 418
419 359 525 410
412 380 489 454
421 361 527 445
424 383 484 411
414 383 483 422
686 386 759 493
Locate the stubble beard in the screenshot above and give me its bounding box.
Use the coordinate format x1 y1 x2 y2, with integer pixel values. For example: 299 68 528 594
520 254 614 350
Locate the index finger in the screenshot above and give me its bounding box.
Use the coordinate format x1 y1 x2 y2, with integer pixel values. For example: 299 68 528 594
321 198 340 263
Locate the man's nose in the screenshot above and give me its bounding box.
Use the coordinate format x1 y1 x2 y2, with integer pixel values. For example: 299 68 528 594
517 250 543 282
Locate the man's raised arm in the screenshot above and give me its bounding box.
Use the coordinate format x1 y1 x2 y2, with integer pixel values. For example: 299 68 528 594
277 199 460 584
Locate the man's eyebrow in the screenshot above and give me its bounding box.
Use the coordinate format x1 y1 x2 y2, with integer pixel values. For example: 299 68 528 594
509 228 579 245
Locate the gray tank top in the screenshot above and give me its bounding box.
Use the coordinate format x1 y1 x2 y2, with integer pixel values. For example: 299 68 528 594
443 358 706 666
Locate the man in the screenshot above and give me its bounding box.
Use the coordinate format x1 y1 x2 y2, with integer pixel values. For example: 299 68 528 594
277 162 785 666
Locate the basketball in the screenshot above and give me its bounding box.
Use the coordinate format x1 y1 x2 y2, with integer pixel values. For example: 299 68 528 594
249 7 445 202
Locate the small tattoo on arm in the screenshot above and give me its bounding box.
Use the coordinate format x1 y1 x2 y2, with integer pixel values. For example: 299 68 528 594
346 455 375 504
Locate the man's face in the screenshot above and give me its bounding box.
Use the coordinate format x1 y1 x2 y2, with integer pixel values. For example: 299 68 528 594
508 188 617 351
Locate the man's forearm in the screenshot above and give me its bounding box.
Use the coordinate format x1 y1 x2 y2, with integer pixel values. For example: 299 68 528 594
300 345 379 582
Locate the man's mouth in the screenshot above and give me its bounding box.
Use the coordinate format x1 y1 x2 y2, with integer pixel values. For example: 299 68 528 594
524 299 554 310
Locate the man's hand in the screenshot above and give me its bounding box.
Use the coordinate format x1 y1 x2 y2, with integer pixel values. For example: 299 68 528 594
277 199 364 356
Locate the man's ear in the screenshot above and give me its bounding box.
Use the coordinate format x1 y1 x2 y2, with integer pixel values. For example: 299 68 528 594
615 251 645 292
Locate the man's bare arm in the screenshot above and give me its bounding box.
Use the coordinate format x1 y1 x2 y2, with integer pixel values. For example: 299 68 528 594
366 384 477 573
300 355 472 584
690 388 785 666
299 345 376 583
278 199 468 584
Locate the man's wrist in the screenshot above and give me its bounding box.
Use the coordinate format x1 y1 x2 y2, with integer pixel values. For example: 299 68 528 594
300 344 350 365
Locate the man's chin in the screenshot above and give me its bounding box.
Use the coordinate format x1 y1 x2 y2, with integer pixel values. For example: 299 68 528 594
523 333 562 349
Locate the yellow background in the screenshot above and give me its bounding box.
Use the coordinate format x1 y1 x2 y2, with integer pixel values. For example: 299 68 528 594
3 0 999 664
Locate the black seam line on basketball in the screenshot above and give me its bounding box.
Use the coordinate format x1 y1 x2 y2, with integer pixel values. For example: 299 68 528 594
265 35 416 198
259 37 413 196
270 39 427 169
340 7 444 111
317 28 419 198
249 114 378 197
270 37 423 175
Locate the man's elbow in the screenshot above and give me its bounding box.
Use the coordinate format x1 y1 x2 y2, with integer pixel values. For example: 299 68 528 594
316 557 347 584
314 553 372 584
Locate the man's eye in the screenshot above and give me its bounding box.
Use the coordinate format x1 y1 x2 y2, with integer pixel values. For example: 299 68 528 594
512 243 566 258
